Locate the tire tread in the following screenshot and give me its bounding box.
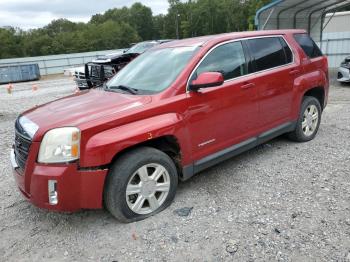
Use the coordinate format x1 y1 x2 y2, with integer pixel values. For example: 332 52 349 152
288 96 322 142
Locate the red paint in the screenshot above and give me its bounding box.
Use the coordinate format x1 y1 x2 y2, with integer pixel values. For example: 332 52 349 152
13 30 329 211
190 72 224 89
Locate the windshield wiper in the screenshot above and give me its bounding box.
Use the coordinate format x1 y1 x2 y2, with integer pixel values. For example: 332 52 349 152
107 85 139 95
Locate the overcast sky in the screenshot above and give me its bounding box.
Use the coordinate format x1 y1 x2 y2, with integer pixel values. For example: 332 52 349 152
0 0 169 30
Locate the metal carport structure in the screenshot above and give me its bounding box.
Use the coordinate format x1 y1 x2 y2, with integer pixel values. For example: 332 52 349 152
255 0 350 42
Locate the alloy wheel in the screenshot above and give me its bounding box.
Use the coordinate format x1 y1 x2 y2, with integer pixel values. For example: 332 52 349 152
302 104 319 137
126 163 171 215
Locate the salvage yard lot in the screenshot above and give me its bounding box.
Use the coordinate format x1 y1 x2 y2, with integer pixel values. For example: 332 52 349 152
0 76 349 261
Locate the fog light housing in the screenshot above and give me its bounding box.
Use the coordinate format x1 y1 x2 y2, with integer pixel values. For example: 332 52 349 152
48 180 58 205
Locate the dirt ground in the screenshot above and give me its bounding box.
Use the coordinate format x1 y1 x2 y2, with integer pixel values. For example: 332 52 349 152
0 75 349 262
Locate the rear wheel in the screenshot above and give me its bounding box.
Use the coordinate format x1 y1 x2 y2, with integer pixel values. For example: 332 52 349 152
288 96 322 142
104 147 178 223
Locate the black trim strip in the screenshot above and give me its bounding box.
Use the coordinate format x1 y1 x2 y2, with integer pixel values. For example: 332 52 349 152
181 121 296 181
258 122 296 144
194 137 257 174
79 164 109 172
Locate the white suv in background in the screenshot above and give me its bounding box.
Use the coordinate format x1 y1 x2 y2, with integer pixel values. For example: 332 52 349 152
337 56 350 84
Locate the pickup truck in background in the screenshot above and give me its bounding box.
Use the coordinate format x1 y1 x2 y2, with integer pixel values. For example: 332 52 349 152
74 40 172 90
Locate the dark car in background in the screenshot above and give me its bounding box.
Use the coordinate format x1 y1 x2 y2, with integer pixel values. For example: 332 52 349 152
74 40 173 90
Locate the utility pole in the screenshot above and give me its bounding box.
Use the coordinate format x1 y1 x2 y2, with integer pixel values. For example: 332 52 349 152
175 13 180 39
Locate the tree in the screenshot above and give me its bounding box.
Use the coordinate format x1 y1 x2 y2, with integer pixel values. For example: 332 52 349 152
82 20 140 51
129 3 154 40
0 1 268 59
152 15 166 39
44 19 84 38
0 28 19 58
247 0 271 30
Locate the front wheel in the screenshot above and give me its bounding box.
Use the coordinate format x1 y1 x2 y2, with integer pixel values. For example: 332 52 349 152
288 96 322 142
104 147 178 223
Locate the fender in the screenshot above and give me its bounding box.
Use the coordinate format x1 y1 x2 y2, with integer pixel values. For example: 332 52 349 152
80 113 190 167
291 68 327 119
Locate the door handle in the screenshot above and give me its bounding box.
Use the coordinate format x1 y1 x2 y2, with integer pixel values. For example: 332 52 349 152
289 69 300 75
241 82 255 89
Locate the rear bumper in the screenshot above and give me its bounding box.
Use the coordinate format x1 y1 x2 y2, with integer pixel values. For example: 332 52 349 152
337 67 350 82
11 149 108 212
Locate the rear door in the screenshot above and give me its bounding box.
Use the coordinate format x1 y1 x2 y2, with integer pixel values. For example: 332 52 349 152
245 36 297 130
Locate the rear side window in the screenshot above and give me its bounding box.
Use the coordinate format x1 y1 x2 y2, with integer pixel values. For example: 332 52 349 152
194 41 247 81
293 34 322 58
247 37 290 72
280 38 293 64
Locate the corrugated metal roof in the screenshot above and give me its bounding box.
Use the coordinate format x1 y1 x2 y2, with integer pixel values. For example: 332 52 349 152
255 0 350 41
325 10 350 16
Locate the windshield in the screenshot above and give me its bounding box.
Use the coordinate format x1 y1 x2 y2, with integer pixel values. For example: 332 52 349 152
107 46 198 94
126 42 157 54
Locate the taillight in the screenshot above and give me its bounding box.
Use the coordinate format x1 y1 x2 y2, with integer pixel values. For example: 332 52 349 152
324 57 329 81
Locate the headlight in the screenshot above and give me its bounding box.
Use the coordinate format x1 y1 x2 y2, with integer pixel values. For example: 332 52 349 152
38 127 80 164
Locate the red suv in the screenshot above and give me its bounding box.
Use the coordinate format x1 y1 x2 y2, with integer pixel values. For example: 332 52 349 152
11 30 329 222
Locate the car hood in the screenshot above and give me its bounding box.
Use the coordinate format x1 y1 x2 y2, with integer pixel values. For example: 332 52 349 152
92 52 139 63
23 89 152 139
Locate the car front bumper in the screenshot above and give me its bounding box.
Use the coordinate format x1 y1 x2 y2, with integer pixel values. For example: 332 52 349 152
11 148 108 212
337 67 350 82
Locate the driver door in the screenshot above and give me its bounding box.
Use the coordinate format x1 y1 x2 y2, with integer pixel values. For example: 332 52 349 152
186 41 259 162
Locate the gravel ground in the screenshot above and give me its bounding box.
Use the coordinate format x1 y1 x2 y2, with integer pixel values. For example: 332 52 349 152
0 76 350 262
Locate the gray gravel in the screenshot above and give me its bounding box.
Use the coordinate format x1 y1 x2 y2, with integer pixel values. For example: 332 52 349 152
0 76 350 262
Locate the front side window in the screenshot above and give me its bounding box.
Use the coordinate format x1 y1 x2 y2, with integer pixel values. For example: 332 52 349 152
107 46 198 94
194 41 247 81
293 33 322 58
247 37 288 72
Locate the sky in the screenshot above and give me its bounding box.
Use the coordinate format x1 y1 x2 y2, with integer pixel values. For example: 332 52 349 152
0 0 169 30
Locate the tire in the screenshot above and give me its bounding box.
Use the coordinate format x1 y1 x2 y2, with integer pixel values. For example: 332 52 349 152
288 96 322 142
104 147 178 223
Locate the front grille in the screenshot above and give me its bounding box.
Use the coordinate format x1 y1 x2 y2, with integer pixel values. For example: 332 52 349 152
88 63 126 87
74 78 89 89
14 118 32 171
74 71 86 80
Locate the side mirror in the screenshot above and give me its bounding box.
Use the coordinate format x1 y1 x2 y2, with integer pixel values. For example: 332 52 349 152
189 72 224 91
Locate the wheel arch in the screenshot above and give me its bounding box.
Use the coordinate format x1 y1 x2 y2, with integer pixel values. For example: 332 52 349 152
80 113 191 176
108 135 184 178
303 86 325 110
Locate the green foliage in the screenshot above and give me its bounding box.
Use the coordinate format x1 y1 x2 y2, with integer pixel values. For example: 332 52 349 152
129 3 154 40
0 1 267 59
247 0 271 30
0 27 24 58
